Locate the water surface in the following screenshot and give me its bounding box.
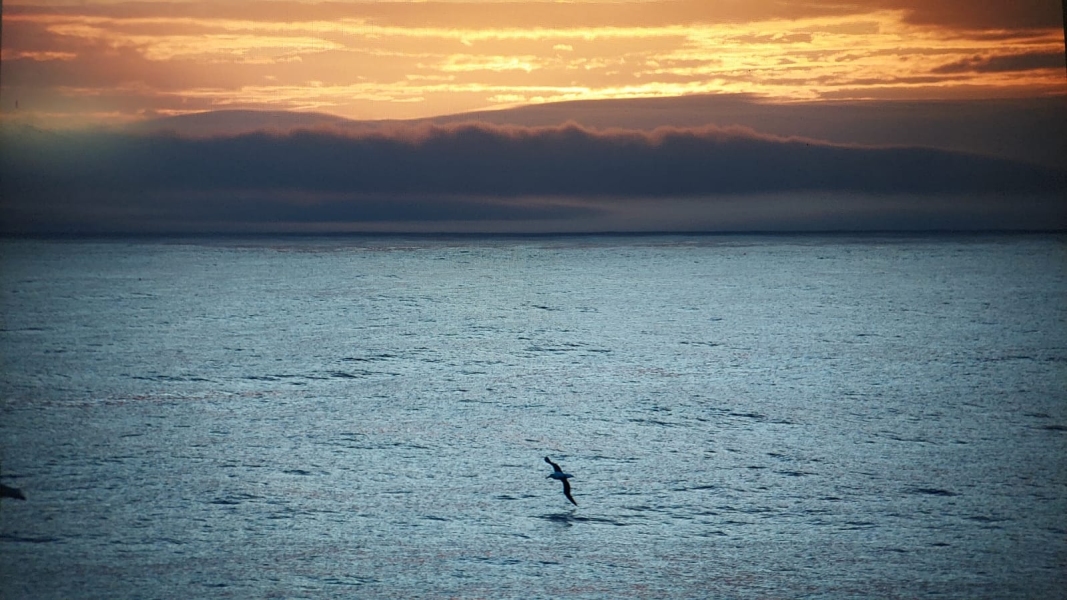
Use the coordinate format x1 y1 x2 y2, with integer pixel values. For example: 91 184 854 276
2 234 1065 598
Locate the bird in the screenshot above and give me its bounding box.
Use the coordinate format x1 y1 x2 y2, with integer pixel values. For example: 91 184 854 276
1 483 26 500
544 456 577 506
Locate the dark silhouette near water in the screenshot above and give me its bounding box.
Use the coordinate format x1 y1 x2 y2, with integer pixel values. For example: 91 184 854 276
1 483 26 500
545 456 577 506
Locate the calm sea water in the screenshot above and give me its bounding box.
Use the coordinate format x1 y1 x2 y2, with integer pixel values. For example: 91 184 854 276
1 234 1065 599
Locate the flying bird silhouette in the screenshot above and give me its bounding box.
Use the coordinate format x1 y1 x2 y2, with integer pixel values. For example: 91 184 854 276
544 456 577 506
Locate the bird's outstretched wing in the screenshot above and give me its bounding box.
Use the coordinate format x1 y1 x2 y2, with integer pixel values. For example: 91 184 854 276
544 456 563 473
561 478 577 506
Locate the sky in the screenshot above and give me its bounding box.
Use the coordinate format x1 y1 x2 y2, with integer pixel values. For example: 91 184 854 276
1 0 1065 233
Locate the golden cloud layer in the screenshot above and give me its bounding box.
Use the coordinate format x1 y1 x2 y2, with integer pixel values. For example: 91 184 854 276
2 1 1064 126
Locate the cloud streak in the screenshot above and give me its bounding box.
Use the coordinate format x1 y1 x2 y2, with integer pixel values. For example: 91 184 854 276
932 51 1067 73
3 1 1064 125
2 122 1063 233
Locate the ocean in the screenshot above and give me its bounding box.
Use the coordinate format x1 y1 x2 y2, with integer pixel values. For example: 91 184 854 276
1 234 1065 598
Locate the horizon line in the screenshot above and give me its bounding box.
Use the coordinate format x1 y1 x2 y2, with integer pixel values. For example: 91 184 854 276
4 229 1065 241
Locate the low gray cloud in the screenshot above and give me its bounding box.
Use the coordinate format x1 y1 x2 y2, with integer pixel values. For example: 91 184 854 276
932 51 1067 74
866 0 1065 30
1 121 1064 233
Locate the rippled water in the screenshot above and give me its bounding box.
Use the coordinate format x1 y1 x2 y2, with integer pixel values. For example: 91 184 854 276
1 234 1065 598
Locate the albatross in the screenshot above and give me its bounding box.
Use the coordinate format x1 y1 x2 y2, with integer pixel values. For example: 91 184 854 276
544 456 577 506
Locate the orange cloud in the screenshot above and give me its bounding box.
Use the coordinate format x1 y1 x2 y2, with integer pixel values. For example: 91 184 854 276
1 1 1064 127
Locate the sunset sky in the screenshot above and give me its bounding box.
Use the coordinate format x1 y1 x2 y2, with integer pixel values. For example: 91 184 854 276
1 1 1065 233
3 0 1065 124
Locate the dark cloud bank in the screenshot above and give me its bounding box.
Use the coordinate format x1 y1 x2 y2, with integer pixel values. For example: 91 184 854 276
2 121 1064 233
